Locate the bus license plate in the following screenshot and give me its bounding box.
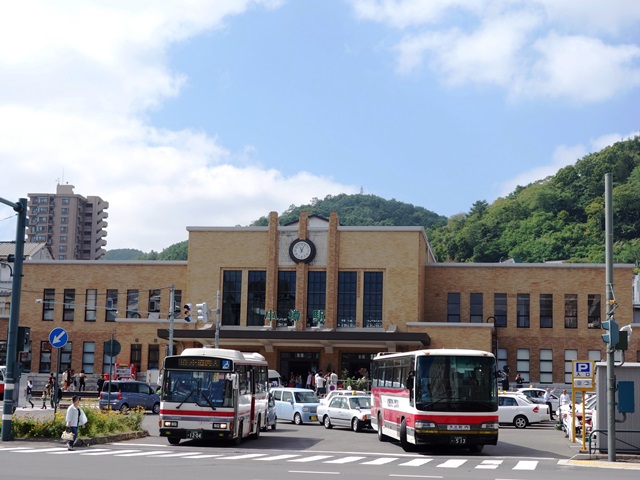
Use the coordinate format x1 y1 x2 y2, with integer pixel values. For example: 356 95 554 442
187 430 202 439
310 415 317 421
450 436 466 445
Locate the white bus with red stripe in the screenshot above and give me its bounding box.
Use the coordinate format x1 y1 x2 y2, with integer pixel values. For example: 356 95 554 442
371 349 499 453
159 348 269 445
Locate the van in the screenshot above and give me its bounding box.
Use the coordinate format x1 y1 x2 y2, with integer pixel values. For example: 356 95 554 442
268 370 282 388
99 380 161 413
270 387 321 425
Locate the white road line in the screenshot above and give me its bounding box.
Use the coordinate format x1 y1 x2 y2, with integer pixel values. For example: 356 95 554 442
147 452 205 458
113 450 170 457
221 453 269 460
324 456 366 464
289 455 334 463
436 459 467 468
398 458 434 467
0 447 31 451
513 460 538 470
361 457 399 465
183 454 225 459
289 471 340 475
255 454 301 461
16 447 67 453
476 459 502 469
81 449 140 456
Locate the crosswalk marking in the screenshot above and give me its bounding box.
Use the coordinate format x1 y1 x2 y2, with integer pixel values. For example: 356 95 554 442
513 460 538 470
113 450 169 457
437 459 467 468
476 459 502 469
289 455 333 462
361 457 399 465
221 453 269 460
255 454 301 461
398 458 434 467
16 447 66 453
82 449 140 456
145 452 205 458
183 454 224 459
324 456 366 464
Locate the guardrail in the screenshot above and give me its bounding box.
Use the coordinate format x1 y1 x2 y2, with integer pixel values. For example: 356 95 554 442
588 429 640 457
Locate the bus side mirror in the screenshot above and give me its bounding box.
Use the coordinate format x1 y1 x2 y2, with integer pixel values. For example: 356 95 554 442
228 373 238 389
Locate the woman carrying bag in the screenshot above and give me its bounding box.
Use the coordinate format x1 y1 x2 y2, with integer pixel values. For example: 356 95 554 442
65 395 88 451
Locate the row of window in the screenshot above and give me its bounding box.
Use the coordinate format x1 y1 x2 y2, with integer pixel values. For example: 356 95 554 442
447 293 602 328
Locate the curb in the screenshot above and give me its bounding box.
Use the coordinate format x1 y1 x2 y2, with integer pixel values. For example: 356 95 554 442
12 430 150 446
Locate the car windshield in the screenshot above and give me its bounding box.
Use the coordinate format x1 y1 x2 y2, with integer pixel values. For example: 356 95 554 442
162 370 234 408
294 391 319 403
349 397 370 409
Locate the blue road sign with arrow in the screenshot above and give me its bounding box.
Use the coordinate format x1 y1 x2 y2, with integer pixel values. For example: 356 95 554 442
49 327 68 348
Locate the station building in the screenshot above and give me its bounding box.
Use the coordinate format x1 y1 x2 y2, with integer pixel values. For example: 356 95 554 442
6 211 639 386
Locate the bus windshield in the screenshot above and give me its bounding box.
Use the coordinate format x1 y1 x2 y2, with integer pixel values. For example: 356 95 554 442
415 355 497 412
162 370 234 408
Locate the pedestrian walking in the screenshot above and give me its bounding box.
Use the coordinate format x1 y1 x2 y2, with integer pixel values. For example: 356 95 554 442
26 379 34 408
65 395 88 451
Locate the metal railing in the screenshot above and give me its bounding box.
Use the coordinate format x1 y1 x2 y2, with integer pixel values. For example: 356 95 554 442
588 429 640 457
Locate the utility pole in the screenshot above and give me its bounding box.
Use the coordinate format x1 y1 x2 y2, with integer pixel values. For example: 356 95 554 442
168 284 175 356
0 197 27 442
214 290 221 348
604 173 617 461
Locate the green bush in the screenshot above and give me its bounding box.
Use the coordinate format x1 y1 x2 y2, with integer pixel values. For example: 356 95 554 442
2 407 145 439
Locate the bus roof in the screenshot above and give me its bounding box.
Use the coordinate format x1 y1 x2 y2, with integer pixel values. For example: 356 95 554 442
179 347 266 363
373 348 494 360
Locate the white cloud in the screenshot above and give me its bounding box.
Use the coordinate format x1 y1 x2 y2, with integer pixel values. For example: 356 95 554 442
353 0 640 103
0 1 357 252
498 130 640 196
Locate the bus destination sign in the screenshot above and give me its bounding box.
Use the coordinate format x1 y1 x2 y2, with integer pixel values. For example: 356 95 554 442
167 356 233 370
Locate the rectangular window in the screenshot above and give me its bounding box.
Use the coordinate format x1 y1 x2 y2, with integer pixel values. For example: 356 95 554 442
60 226 68 233
61 216 68 224
564 350 578 384
447 292 460 323
276 271 296 325
60 235 67 243
470 293 483 323
307 271 326 327
106 289 118 322
337 271 357 328
60 342 72 373
82 342 95 374
148 289 161 313
39 341 52 373
63 289 75 321
587 294 601 329
363 272 383 328
222 270 242 326
588 350 601 362
148 345 160 370
126 289 139 318
497 348 508 377
564 294 578 328
517 294 530 328
42 288 55 321
539 349 553 384
494 293 507 327
516 349 530 383
540 294 553 328
130 344 142 374
85 289 97 322
247 271 266 326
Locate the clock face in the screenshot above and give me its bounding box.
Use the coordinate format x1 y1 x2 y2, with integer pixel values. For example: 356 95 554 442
289 238 316 263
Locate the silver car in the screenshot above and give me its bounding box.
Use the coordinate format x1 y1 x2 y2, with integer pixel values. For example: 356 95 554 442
317 394 372 432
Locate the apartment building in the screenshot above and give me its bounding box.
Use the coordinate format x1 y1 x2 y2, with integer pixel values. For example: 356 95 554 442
27 184 109 260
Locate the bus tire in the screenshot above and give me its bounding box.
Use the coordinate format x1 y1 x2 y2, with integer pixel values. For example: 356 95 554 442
377 414 388 442
168 437 180 445
400 419 416 452
252 416 261 439
234 422 243 445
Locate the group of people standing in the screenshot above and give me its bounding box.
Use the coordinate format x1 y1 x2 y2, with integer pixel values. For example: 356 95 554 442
61 368 87 392
287 369 339 397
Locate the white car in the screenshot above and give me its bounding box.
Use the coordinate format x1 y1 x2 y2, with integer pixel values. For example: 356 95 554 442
319 389 367 405
516 387 560 415
498 394 548 429
559 394 597 437
316 394 372 432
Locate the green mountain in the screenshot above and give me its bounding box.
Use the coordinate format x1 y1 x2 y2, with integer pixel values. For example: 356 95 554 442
107 136 640 265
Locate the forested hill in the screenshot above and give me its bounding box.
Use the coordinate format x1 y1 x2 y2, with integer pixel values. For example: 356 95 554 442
427 136 640 264
107 136 640 265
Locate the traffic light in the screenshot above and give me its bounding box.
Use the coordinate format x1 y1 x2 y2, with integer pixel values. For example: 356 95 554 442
184 303 192 322
196 303 209 323
601 318 619 347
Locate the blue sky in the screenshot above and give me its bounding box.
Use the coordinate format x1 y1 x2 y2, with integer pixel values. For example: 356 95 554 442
0 1 639 252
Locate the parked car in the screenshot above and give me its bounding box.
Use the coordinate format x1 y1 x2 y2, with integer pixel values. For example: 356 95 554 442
99 380 161 413
317 394 372 432
263 393 277 431
319 388 367 405
498 394 548 429
270 387 320 425
516 387 560 415
268 370 283 388
559 394 597 438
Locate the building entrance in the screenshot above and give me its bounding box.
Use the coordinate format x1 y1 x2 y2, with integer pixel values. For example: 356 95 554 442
279 351 320 388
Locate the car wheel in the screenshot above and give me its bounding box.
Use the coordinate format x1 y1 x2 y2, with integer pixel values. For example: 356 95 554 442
271 418 277 430
377 414 388 442
119 403 129 413
400 419 415 452
323 415 333 429
294 413 303 425
351 417 361 432
514 415 528 429
152 402 160 414
168 437 180 445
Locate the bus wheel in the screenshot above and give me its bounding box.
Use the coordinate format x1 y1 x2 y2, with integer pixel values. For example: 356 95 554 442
252 416 261 439
377 414 388 442
469 444 484 453
168 437 180 445
234 422 244 445
400 419 415 452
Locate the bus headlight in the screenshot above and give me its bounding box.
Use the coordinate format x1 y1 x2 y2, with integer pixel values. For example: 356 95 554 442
163 421 178 427
415 420 437 430
212 423 228 429
481 422 499 429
